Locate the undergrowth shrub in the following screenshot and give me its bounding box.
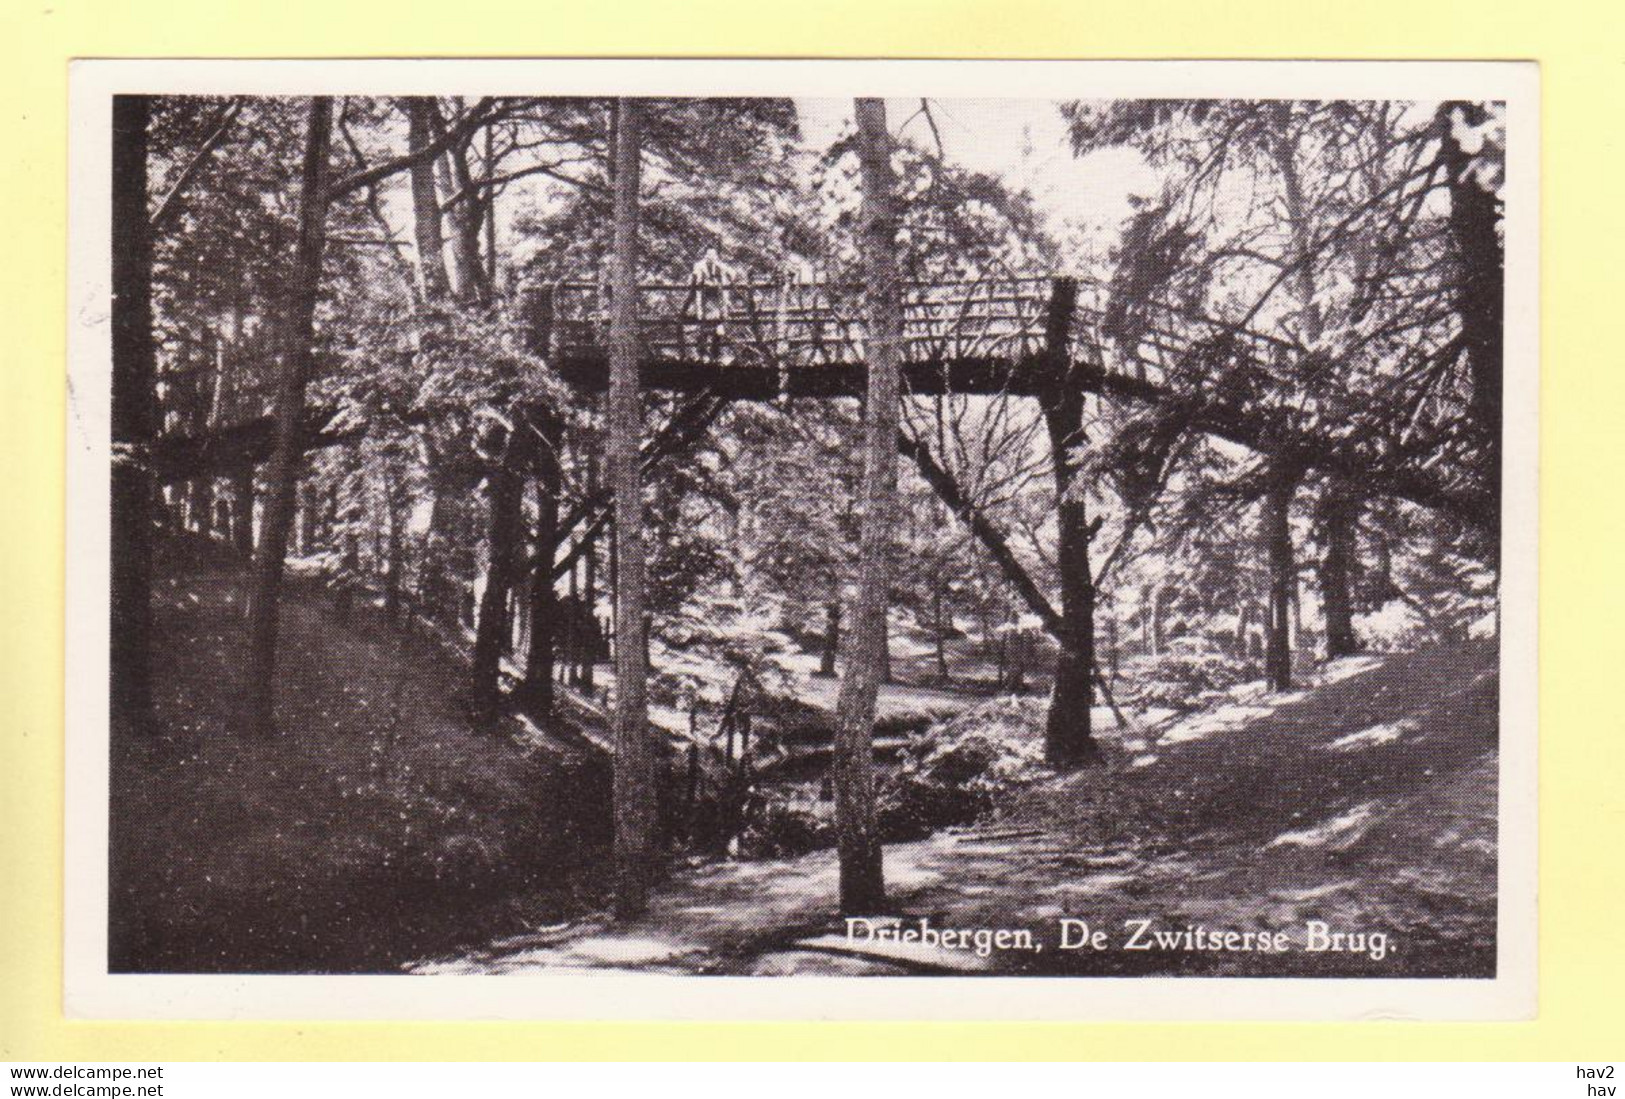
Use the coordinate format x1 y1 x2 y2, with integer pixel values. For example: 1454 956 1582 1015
1120 635 1246 710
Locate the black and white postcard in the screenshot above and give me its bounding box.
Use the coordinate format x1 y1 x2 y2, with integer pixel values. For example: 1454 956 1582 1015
64 59 1538 1020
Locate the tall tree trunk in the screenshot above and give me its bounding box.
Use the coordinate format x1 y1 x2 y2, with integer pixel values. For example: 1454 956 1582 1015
933 581 951 684
1264 466 1299 691
1272 119 1363 670
1318 484 1362 658
383 473 403 621
188 477 212 536
833 97 900 916
565 555 580 686
335 526 360 624
405 99 451 303
1043 445 1099 765
447 186 487 303
421 465 469 628
186 335 222 536
582 460 599 693
470 449 525 720
1439 102 1504 501
243 97 333 735
1106 607 1119 683
484 124 499 290
111 95 157 732
1272 120 1354 672
293 480 310 556
607 98 656 918
231 466 255 557
433 101 489 305
819 598 840 677
1273 123 1323 350
519 413 563 715
1039 278 1101 768
1440 101 1504 577
517 293 562 714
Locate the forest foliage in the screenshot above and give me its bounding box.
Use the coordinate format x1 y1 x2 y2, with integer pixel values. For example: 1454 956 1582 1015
118 92 1505 914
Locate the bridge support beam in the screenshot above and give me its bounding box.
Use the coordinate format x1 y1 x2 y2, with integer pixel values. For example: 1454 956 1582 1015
1038 278 1103 769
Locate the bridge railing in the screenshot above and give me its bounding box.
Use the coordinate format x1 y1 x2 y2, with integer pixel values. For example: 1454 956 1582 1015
539 275 1301 396
1070 281 1298 392
547 276 1060 368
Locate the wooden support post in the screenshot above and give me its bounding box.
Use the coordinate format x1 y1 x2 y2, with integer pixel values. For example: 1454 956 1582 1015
1038 277 1102 768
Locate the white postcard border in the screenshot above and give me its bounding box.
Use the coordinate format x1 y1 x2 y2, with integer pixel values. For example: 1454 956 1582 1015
64 57 1540 1021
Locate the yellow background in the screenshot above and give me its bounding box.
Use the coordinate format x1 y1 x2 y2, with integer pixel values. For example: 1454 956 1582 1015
2 0 1618 1061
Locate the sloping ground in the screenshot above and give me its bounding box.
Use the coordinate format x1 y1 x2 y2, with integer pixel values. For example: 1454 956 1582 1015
422 642 1498 978
574 631 993 781
111 538 612 973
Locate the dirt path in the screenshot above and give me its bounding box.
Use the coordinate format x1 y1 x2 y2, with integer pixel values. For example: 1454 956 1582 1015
419 644 1499 978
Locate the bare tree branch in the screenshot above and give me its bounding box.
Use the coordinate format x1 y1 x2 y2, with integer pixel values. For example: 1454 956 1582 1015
325 97 510 200
148 97 244 232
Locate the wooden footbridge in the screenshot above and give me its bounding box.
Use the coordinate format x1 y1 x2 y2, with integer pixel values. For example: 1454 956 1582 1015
529 274 1295 404
518 272 1485 526
150 271 1489 530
